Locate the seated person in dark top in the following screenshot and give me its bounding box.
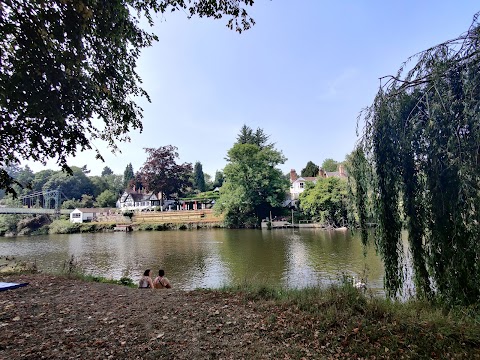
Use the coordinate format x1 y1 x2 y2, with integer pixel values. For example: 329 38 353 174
138 269 154 289
153 269 171 289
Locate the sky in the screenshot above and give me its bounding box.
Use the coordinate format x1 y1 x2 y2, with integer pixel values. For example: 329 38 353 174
25 1 480 178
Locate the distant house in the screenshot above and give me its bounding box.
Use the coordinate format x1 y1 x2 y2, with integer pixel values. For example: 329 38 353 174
116 190 161 212
289 165 348 200
289 169 318 200
70 208 113 223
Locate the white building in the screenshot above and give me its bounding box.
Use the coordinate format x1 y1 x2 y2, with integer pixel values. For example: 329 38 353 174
289 170 318 200
116 191 160 212
289 165 348 200
70 208 113 223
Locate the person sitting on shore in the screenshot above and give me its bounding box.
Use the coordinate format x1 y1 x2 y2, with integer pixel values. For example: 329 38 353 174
153 269 171 289
138 269 154 289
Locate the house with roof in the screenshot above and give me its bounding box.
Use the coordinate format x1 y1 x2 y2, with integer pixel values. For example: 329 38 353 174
116 190 161 211
70 208 114 223
289 165 348 200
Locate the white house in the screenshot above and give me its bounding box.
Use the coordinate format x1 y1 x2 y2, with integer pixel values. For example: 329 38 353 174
289 165 348 200
116 190 160 212
70 208 113 223
289 170 318 200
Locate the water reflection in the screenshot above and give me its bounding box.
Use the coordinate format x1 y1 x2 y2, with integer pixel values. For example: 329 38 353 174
0 229 386 292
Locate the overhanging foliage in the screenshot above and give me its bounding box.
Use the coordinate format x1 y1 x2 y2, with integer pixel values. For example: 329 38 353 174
0 0 255 195
352 13 480 305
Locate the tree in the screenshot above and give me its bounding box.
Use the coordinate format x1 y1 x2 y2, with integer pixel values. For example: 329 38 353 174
90 176 109 198
235 124 272 149
138 146 192 199
101 167 114 177
43 166 93 200
0 1 256 195
193 162 206 192
215 128 288 228
321 158 339 172
96 190 118 208
31 169 57 192
204 173 213 191
299 177 348 227
213 171 224 188
352 13 480 305
123 163 135 189
301 161 319 177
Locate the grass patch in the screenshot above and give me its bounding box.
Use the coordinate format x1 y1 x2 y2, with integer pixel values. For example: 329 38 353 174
48 220 116 234
53 255 137 288
218 281 480 358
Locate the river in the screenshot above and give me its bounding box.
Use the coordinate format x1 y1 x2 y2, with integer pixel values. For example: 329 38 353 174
0 228 387 292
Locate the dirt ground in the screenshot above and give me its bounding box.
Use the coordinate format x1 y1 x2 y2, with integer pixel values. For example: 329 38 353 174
2 274 478 359
0 274 332 359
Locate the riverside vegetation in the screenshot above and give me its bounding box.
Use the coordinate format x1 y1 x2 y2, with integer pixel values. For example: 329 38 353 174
0 214 225 237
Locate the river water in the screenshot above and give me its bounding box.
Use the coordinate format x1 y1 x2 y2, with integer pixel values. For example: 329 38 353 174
0 228 387 292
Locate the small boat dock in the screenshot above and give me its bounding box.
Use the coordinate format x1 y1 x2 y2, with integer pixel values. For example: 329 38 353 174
114 224 133 232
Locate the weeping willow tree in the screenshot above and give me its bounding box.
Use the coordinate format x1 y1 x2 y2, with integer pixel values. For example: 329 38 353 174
352 13 480 305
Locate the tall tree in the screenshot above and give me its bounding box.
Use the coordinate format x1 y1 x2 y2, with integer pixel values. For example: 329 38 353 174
236 124 272 149
352 13 480 305
138 146 192 199
213 171 224 188
321 158 339 172
193 162 206 192
123 163 135 189
215 128 288 228
301 161 319 177
101 166 114 177
204 173 213 191
0 1 256 195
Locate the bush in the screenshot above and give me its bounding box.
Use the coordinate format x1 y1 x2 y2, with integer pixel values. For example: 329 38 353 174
49 219 80 234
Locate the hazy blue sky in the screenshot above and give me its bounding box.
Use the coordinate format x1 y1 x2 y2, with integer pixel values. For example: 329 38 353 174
26 1 480 178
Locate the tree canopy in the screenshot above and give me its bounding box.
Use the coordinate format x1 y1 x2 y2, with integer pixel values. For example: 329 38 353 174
235 124 272 149
138 146 192 198
193 162 206 192
215 127 288 228
299 177 348 227
301 161 319 177
0 0 256 195
321 158 339 172
351 13 480 305
123 163 135 189
101 167 114 177
42 166 94 201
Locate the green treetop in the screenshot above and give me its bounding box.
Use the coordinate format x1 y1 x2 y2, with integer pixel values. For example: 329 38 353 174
215 127 288 228
301 161 319 177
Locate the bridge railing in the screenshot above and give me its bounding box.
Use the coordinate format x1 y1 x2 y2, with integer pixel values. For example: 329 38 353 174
0 207 71 215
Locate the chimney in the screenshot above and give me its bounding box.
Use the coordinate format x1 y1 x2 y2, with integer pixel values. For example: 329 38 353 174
339 164 345 176
290 169 298 182
318 169 326 178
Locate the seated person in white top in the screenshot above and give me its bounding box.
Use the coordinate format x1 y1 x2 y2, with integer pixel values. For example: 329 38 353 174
138 269 154 289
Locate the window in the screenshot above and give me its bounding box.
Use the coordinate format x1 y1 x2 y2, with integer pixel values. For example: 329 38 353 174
72 213 81 218
300 182 304 189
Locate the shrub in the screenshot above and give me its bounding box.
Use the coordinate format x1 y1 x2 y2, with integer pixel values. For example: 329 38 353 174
49 219 80 234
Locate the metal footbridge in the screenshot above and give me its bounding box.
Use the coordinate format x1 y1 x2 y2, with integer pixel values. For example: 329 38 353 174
0 189 70 215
